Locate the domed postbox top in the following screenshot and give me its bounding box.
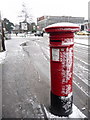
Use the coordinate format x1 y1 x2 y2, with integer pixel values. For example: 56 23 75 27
45 22 80 33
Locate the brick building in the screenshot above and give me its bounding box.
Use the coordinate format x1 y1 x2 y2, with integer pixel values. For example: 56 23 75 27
37 15 85 31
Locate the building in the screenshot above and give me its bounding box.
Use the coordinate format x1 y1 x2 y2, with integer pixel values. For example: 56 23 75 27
28 22 37 33
19 21 29 33
37 15 85 31
77 1 90 31
88 1 90 29
82 1 90 31
0 12 2 51
13 21 37 33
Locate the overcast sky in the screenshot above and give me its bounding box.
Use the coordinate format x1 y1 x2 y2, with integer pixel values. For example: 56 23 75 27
0 0 89 24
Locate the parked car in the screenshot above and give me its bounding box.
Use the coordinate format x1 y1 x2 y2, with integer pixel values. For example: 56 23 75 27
27 31 31 34
34 31 43 37
76 31 90 35
86 29 90 33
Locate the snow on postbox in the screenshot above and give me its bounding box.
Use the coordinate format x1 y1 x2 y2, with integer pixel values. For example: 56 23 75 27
45 23 80 117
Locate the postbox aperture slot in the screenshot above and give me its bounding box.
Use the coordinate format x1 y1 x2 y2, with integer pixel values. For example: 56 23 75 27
50 40 62 42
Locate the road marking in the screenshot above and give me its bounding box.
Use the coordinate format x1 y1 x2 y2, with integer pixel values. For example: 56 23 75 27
73 80 89 97
74 72 88 86
74 56 89 66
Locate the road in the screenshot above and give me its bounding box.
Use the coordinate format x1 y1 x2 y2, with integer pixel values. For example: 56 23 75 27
2 33 89 118
74 36 89 117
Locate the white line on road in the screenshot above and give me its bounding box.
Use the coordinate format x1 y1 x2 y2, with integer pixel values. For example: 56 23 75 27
74 72 88 87
73 80 89 97
74 56 89 66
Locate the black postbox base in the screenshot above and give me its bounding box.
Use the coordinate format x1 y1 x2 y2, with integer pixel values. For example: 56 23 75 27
50 92 73 117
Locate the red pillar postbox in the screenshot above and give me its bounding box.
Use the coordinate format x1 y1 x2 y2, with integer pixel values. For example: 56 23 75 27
45 23 80 117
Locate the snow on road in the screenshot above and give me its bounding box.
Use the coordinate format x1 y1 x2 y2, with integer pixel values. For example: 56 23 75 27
74 35 89 46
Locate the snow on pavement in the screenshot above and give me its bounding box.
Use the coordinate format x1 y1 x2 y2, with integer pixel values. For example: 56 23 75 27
0 51 6 64
44 104 86 119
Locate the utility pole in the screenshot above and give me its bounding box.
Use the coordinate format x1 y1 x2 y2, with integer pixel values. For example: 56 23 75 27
0 12 5 52
1 22 6 51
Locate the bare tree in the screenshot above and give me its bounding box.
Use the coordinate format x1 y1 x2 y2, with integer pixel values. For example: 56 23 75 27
18 3 33 23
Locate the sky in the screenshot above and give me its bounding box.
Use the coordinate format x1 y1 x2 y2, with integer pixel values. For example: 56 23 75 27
0 0 89 24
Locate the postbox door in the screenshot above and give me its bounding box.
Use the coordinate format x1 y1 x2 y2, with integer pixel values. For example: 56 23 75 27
50 45 73 96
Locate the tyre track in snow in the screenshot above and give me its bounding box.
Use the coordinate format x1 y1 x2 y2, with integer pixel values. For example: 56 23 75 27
73 42 89 117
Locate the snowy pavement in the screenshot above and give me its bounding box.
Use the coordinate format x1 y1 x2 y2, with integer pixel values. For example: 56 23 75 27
0 51 6 64
44 104 86 119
